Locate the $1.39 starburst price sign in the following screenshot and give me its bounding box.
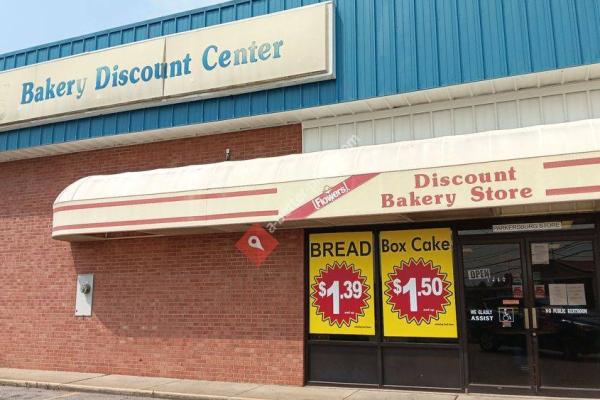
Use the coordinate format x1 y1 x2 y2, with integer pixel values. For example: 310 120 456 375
309 232 375 335
380 228 458 338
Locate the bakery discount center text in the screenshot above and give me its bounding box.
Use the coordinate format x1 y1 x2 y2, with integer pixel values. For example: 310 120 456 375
19 39 284 105
381 166 533 209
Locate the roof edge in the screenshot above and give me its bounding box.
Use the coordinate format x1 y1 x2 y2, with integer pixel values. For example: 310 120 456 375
0 0 271 64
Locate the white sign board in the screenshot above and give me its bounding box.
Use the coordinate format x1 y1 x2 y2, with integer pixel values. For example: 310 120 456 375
0 2 335 128
531 243 550 264
566 284 586 306
549 284 568 306
492 222 562 233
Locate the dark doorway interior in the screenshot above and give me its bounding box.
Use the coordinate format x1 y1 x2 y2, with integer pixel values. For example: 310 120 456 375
460 232 600 396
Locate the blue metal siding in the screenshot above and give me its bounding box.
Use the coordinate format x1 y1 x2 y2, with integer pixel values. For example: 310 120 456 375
395 0 418 93
457 0 484 82
504 0 531 75
1 0 600 152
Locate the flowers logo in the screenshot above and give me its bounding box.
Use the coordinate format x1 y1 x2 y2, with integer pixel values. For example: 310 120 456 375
312 182 350 210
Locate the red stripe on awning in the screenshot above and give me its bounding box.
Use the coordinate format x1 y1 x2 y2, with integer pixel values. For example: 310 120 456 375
53 210 279 232
543 156 600 169
284 173 379 221
546 185 600 196
54 188 277 212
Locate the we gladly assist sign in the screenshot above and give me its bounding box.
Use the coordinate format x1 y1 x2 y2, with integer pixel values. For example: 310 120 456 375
0 2 334 127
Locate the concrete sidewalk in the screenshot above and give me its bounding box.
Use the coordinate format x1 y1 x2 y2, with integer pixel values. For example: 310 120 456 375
0 368 574 400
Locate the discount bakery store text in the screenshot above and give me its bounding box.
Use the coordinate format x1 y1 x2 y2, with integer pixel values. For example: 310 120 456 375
380 166 533 209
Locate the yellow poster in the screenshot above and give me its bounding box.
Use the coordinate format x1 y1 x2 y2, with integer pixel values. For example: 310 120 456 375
309 232 375 335
380 228 457 338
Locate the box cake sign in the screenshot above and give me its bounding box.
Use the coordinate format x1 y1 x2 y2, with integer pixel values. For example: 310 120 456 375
0 2 334 128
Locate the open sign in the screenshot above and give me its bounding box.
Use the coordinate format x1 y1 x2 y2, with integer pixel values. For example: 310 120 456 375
468 268 491 280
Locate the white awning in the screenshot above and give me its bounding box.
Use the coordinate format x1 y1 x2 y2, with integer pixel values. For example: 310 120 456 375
54 118 600 241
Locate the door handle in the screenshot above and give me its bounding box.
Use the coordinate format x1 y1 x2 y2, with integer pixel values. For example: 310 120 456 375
532 308 538 329
524 308 529 329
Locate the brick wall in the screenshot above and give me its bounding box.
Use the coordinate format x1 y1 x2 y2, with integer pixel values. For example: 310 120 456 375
0 125 305 385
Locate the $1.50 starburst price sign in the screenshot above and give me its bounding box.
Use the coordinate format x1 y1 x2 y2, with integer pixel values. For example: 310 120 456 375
309 232 375 335
380 228 458 338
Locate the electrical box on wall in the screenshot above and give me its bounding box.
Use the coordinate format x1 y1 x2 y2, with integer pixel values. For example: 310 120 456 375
75 274 94 316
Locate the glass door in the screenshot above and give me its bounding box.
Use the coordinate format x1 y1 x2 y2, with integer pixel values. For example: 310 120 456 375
461 241 534 392
460 234 600 395
528 239 600 391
